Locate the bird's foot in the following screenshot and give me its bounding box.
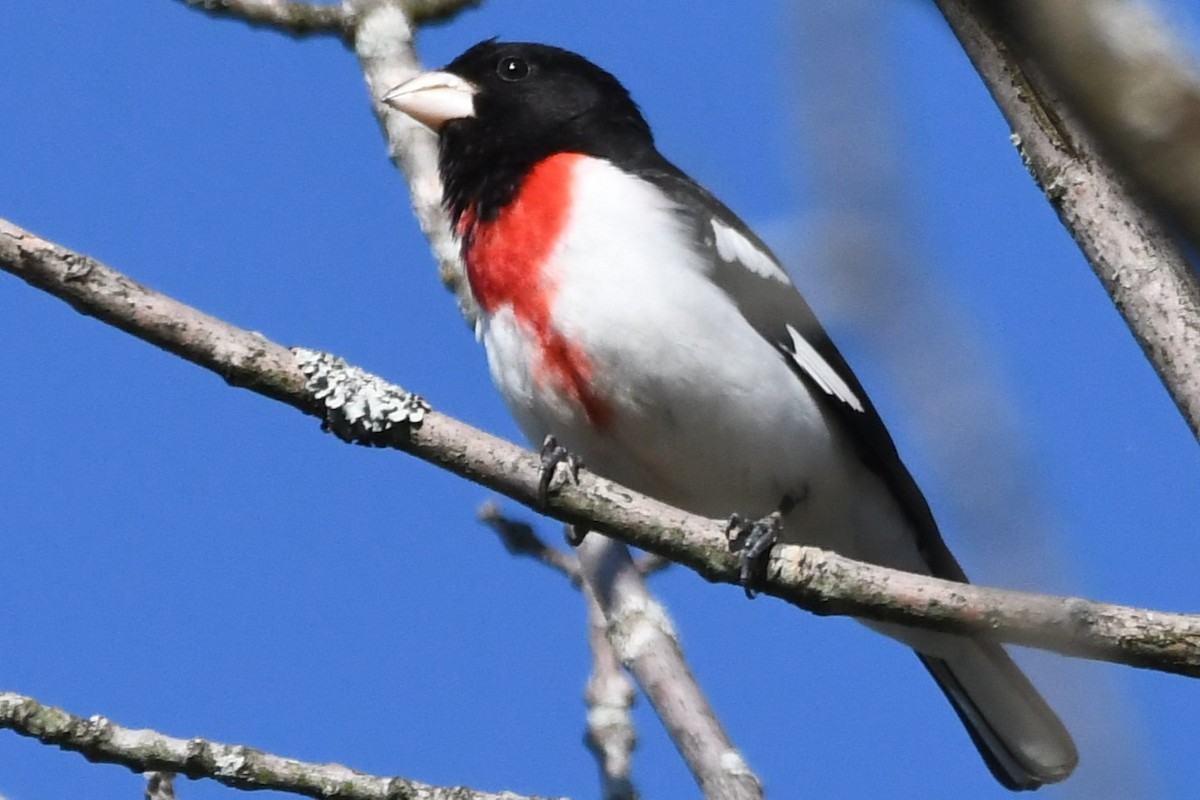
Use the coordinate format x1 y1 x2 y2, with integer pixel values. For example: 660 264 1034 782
726 492 800 598
727 511 783 598
564 524 589 547
538 434 582 506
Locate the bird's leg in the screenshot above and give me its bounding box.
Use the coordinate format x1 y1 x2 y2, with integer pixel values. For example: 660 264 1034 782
538 434 583 506
564 524 590 547
727 492 800 598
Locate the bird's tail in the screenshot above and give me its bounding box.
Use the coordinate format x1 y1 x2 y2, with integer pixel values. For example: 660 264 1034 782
917 640 1078 791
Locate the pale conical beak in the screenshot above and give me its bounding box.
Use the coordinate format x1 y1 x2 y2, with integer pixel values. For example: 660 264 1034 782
382 71 477 132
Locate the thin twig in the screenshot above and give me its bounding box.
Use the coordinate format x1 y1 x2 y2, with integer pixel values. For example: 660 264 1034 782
633 553 670 577
0 692 560 800
3 216 1200 675
477 501 582 584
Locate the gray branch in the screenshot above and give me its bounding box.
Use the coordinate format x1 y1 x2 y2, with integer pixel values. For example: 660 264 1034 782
0 692 559 800
937 0 1200 440
477 507 750 800
577 538 762 800
348 0 478 320
144 772 177 800
580 576 640 800
478 502 583 585
4 217 1199 676
173 0 480 36
175 0 350 36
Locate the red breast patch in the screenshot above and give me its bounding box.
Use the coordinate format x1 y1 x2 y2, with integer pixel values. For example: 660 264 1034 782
460 153 613 428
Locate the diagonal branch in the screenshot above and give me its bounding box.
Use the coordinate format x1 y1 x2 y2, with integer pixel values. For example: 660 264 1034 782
4 216 1200 676
936 0 1200 441
477 507 750 799
171 0 481 323
0 692 560 800
576 537 762 800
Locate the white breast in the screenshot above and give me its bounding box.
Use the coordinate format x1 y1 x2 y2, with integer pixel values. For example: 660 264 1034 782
478 159 819 509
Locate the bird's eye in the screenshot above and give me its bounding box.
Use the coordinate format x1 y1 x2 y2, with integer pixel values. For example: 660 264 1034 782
496 56 530 82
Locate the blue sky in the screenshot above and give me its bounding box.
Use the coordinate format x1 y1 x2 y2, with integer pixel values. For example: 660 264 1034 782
3 2 1200 799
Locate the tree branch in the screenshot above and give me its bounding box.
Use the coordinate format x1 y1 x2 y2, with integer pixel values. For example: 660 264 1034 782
0 692 559 800
4 216 1200 676
580 577 639 800
174 0 479 323
174 0 350 37
1000 0 1200 255
346 0 478 321
576 538 762 800
478 502 582 585
477 507 748 799
936 0 1200 441
173 0 481 36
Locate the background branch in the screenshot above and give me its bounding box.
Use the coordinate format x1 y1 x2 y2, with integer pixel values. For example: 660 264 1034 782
581 578 639 800
175 0 350 36
576 538 762 800
174 0 481 35
999 0 1200 255
0 692 558 800
4 216 1199 677
939 0 1200 440
477 505 745 799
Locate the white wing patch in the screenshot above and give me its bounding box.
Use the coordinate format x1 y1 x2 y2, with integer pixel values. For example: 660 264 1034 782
785 324 865 413
710 218 789 283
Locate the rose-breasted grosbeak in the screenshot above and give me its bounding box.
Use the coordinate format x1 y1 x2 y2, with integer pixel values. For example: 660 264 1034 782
384 40 1077 790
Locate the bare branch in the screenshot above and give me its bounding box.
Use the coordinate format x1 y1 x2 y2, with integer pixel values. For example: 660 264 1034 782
473 509 698 799
0 692 560 800
173 0 480 36
477 501 582 584
174 0 351 37
581 580 639 800
348 0 478 320
937 0 1200 441
3 217 1200 675
1000 0 1200 254
577 538 762 800
400 0 483 25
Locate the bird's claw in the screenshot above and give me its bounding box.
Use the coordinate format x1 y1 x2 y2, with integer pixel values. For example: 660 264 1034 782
538 435 582 506
727 511 783 598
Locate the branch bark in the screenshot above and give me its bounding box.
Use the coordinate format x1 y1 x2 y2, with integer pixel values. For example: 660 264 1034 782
937 0 1200 441
580 577 639 800
576 538 762 800
175 0 479 322
0 692 560 800
477 507 753 800
174 0 480 35
4 216 1200 677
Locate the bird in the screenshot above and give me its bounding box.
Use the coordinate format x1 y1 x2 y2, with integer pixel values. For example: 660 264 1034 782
383 40 1078 790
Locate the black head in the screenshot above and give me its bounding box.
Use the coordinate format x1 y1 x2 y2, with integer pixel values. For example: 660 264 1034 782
443 40 653 160
385 41 658 224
